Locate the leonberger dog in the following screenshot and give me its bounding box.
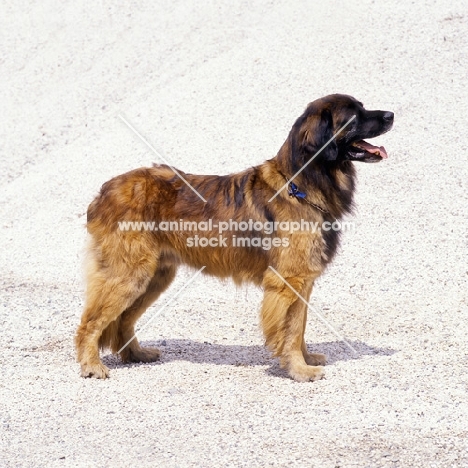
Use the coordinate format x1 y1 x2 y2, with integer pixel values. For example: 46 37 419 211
75 94 393 381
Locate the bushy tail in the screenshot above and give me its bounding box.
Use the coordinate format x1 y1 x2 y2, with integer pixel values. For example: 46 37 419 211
98 316 122 353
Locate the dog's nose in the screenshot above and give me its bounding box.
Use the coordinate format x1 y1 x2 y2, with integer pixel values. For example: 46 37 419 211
383 111 394 122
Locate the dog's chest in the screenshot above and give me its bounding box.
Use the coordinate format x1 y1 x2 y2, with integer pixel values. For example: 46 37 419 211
320 225 342 266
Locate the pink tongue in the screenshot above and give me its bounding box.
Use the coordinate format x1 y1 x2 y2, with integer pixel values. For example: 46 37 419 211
355 140 388 159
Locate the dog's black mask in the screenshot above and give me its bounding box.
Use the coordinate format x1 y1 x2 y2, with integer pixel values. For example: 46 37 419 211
292 94 394 166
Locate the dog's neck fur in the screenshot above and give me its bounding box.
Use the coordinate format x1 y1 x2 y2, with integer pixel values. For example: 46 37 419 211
273 138 356 219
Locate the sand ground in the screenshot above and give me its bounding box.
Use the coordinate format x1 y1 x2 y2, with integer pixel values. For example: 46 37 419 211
1 1 467 467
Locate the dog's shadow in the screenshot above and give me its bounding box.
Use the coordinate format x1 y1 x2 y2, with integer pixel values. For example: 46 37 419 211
102 339 396 379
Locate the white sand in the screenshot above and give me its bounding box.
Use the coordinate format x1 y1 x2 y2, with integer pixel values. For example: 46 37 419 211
1 1 467 466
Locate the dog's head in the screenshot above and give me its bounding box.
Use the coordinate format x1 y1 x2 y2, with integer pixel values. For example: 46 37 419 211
289 94 394 167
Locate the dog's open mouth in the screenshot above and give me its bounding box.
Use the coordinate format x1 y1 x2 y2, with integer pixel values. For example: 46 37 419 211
347 140 388 163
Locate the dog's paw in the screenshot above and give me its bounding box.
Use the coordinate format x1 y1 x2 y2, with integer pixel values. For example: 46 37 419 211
80 362 110 379
124 346 161 363
304 352 327 366
289 365 325 383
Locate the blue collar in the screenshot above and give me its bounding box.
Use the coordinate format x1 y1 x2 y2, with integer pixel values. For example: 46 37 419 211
288 182 307 199
286 181 329 213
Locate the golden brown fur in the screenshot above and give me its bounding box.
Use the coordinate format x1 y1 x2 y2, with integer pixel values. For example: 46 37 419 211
75 94 393 381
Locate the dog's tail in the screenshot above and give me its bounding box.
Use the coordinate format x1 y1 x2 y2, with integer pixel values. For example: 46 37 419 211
82 237 125 355
99 317 122 353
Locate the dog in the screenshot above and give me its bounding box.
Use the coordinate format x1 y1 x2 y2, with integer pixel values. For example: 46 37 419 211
75 94 393 381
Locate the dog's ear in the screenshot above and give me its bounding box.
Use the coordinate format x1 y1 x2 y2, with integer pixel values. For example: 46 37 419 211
301 108 338 162
289 107 339 174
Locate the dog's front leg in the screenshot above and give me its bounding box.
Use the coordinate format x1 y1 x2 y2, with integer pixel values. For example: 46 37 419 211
300 280 327 367
261 271 325 382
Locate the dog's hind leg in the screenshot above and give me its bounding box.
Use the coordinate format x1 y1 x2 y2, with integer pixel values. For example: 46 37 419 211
75 238 158 379
115 264 177 364
261 271 324 382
